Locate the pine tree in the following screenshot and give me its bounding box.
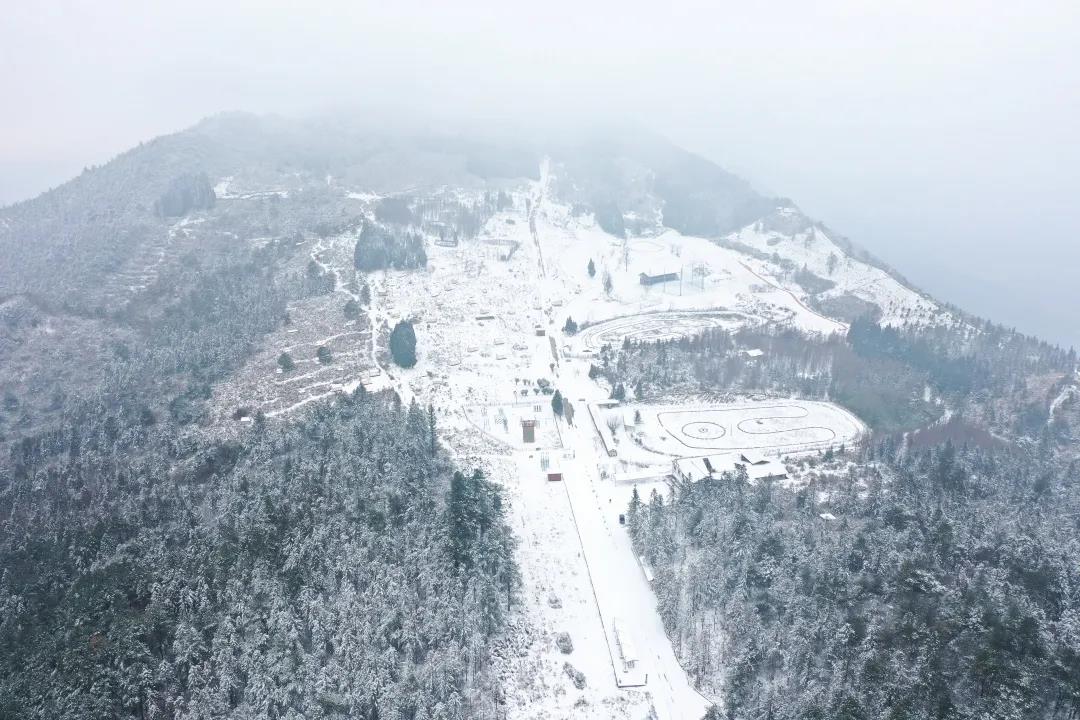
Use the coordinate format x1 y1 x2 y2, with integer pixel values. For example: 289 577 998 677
389 320 417 368
627 485 643 540
587 259 596 278
428 403 437 456
551 390 564 416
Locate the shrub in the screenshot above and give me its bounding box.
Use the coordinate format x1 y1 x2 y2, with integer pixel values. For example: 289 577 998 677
563 662 586 689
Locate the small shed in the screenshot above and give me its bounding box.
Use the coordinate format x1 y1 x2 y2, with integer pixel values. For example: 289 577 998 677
639 271 679 286
612 619 638 671
738 450 769 466
521 419 536 443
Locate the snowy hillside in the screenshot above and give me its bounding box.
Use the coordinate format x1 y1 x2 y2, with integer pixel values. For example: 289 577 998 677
727 207 948 327
9 115 1078 720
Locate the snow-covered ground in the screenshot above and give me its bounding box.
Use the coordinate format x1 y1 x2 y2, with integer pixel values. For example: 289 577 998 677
353 187 717 718
535 200 846 340
213 175 289 200
727 209 948 327
479 452 657 720
635 400 866 455
555 360 713 719
252 164 897 718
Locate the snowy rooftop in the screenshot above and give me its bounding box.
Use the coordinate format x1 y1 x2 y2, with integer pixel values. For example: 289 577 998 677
676 452 788 483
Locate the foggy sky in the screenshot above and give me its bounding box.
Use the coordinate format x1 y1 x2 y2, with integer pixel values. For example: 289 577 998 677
3 1 1078 347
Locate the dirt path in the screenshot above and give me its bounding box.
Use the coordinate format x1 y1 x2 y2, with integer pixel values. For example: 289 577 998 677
738 260 846 334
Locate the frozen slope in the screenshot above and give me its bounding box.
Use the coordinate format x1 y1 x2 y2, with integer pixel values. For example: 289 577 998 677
727 209 948 327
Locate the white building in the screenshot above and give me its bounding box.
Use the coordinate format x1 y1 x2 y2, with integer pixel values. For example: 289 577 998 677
672 456 712 483
612 618 638 672
672 451 787 484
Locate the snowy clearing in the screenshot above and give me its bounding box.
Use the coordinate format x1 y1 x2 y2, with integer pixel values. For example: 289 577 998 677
646 400 867 454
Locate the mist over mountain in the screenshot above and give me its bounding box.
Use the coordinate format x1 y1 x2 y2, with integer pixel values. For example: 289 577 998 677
3 4 1080 717
2 110 1079 719
4 2 1078 351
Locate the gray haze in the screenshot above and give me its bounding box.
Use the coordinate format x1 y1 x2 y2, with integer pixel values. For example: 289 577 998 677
3 1 1078 347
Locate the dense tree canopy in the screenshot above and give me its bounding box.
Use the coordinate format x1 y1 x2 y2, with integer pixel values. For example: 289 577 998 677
0 393 516 720
353 224 427 272
154 172 216 218
630 443 1080 720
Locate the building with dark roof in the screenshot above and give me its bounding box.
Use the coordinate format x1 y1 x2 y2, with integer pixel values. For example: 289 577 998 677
639 271 679 286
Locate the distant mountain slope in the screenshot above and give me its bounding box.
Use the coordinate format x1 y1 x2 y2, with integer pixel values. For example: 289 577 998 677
0 114 913 315
0 114 538 309
724 207 947 326
544 127 776 238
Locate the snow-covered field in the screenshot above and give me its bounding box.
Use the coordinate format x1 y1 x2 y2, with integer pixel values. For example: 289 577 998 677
574 310 750 352
535 198 847 340
211 292 372 422
642 400 867 454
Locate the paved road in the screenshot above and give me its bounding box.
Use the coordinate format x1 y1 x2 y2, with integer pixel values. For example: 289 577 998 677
555 357 712 720
525 177 713 719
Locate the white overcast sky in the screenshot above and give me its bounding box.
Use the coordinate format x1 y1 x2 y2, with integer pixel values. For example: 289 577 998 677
2 1 1078 345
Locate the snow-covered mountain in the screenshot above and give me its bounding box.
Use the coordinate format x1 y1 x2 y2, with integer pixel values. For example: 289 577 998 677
4 114 1077 720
